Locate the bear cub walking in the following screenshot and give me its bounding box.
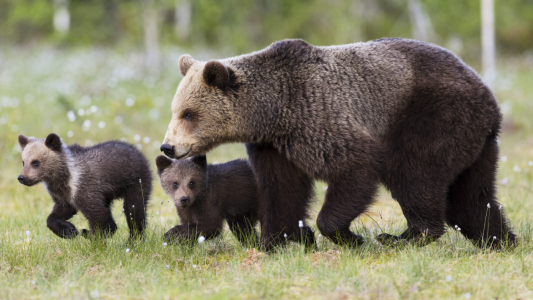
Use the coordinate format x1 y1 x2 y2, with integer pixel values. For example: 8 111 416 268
18 133 152 240
156 155 261 246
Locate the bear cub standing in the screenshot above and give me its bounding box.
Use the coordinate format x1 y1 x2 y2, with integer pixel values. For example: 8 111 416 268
18 133 152 240
156 155 260 246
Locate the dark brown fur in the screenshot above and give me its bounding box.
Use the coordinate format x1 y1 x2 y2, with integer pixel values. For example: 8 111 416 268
156 155 267 247
161 38 515 250
18 133 152 240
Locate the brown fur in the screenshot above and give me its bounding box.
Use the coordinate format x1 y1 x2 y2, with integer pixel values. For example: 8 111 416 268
156 155 270 247
161 38 515 250
18 133 152 240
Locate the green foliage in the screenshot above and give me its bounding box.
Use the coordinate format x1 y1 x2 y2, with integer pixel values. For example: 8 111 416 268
1 0 533 57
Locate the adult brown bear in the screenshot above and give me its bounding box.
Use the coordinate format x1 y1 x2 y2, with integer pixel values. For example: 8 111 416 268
161 38 515 250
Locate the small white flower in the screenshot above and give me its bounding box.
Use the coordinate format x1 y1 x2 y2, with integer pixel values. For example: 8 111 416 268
198 236 206 243
126 98 135 107
90 290 99 299
193 264 197 269
122 208 124 212
318 234 322 237
98 121 105 129
143 136 151 144
501 156 507 162
499 205 502 210
132 205 135 208
446 275 452 282
458 228 461 231
67 111 76 122
126 248 130 253
90 105 98 113
77 108 85 116
298 220 304 228
464 293 471 299
156 211 159 215
322 186 328 191
163 242 167 246
25 231 30 236
513 165 521 173
284 233 288 238
114 116 123 124
31 280 36 285
134 134 141 142
454 225 458 229
500 177 508 185
67 130 74 138
529 161 533 167
487 203 491 209
493 236 497 239
166 265 169 268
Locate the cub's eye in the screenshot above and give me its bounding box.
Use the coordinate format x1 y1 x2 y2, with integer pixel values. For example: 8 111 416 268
189 181 195 188
172 182 178 189
22 161 24 167
183 113 192 120
31 160 39 167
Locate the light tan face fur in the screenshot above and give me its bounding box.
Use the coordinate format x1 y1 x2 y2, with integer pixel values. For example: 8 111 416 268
162 57 237 159
158 160 207 208
19 138 62 186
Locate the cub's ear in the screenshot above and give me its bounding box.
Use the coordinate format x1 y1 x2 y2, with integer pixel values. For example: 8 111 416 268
18 135 29 150
45 133 62 152
203 60 229 89
156 155 173 173
191 155 207 169
179 54 194 76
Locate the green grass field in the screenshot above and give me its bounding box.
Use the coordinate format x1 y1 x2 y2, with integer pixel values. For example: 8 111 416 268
1 48 533 299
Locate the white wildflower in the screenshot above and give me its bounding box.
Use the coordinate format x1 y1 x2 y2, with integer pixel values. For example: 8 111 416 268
513 165 521 173
446 275 452 282
90 290 99 299
193 264 197 269
529 161 533 166
98 121 105 129
166 265 169 269
464 293 471 299
126 248 130 253
125 98 135 107
163 242 167 246
501 156 507 162
67 130 74 138
487 203 491 209
500 177 508 185
284 233 288 238
198 236 206 243
298 220 304 228
25 231 30 236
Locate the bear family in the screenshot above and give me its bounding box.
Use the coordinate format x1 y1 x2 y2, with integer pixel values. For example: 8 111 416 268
161 38 516 250
18 133 152 240
156 154 315 248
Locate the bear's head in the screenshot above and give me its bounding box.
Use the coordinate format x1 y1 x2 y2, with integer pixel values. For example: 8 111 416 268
160 55 241 160
18 133 64 186
156 154 208 208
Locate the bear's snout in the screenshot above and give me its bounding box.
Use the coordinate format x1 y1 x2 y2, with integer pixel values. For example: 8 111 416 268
160 144 175 158
17 175 26 184
180 196 189 205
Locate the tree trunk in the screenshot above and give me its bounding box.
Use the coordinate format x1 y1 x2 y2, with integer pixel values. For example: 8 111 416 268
53 0 70 34
407 0 436 42
481 0 496 88
142 0 160 70
175 0 191 40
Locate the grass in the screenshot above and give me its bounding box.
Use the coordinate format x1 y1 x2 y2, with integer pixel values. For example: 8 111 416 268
1 46 533 299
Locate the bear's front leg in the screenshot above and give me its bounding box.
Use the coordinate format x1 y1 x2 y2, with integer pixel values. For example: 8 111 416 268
163 224 221 245
47 202 79 239
246 143 315 251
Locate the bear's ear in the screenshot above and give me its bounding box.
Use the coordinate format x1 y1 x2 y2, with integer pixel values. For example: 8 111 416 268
45 133 62 152
156 155 173 173
191 155 207 169
179 54 194 76
18 135 29 150
203 60 229 89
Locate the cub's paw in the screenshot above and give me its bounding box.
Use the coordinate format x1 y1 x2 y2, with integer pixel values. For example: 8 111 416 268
376 233 404 246
80 229 90 238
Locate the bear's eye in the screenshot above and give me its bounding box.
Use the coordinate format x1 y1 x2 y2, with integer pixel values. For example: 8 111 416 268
189 181 195 188
172 182 178 189
183 112 192 120
22 161 24 167
31 160 39 167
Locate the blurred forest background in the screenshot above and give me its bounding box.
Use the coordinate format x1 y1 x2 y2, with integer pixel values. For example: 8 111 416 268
1 0 533 63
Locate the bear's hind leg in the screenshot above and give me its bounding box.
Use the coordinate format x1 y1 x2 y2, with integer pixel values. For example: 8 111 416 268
123 180 151 240
77 195 118 239
446 135 516 248
317 167 380 247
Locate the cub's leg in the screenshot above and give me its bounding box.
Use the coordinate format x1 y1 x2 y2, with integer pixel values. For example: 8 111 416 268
123 180 151 239
163 223 222 244
317 166 380 247
47 202 79 239
246 143 315 251
77 195 117 238
227 215 259 247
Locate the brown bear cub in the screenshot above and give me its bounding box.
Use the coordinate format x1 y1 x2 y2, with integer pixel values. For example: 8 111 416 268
18 133 152 240
156 155 265 246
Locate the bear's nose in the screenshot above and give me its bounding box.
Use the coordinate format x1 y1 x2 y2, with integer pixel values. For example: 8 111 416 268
17 175 26 184
180 196 189 204
160 144 175 158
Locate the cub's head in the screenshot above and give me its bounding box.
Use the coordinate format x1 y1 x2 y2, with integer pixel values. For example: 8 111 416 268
156 154 208 208
18 133 64 186
160 55 240 160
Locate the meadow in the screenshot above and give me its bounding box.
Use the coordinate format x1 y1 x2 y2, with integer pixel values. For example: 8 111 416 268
1 47 533 299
